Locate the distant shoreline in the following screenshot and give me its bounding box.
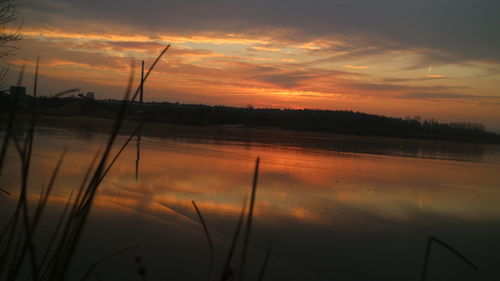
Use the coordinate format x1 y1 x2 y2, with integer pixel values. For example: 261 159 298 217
1 95 500 145
3 114 497 164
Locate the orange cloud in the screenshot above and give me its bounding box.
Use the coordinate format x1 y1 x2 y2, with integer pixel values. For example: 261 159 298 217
249 45 280 52
343 65 370 70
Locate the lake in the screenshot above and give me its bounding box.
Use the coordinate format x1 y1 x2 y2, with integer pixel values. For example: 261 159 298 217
1 117 500 281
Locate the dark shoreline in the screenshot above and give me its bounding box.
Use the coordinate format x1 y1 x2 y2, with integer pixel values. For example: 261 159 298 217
4 114 496 163
2 94 500 145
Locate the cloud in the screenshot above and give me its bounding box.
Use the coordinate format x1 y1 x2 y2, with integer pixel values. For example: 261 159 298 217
10 34 496 106
19 0 500 64
12 38 127 70
381 77 448 83
343 65 370 70
401 92 500 101
251 72 311 88
330 80 500 103
248 45 281 52
250 68 361 88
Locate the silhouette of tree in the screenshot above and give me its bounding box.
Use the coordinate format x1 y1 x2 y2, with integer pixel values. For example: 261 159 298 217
0 0 21 85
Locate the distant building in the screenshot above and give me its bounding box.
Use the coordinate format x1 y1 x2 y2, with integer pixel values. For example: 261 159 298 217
9 86 26 97
9 86 28 104
86 92 95 99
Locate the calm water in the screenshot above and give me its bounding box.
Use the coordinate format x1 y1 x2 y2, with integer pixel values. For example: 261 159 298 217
1 121 500 281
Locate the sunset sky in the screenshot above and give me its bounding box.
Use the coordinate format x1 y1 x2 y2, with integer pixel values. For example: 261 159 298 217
5 0 500 130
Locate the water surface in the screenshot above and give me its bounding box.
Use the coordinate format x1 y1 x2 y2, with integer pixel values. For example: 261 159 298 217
1 120 500 281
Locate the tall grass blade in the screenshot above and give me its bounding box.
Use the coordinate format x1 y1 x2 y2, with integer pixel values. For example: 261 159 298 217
38 149 103 279
0 64 25 177
130 45 170 103
420 236 478 281
0 209 20 276
135 132 141 180
47 46 168 280
7 59 42 281
0 212 15 242
135 60 143 180
239 157 260 281
1 45 169 281
220 197 247 281
6 226 24 278
40 147 102 280
49 62 136 280
97 121 145 186
78 246 139 281
38 191 73 274
256 242 272 281
32 149 66 229
191 200 215 279
33 56 39 98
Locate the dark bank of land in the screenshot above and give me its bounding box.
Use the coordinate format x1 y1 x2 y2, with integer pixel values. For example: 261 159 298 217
2 93 500 144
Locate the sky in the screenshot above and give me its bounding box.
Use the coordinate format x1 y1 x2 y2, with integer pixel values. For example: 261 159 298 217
4 0 500 130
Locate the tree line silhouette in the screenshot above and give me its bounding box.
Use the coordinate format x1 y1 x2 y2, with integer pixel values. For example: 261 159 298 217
1 94 499 144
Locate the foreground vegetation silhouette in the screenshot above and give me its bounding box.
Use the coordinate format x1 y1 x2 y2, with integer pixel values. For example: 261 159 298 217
0 48 484 281
0 46 277 281
0 47 171 280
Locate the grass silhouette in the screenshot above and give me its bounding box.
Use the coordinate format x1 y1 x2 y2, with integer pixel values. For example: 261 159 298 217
420 236 478 281
192 200 215 279
1 44 482 281
0 44 274 281
0 45 170 281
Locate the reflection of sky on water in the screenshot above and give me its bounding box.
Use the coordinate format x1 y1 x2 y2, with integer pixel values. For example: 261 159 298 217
1 126 500 280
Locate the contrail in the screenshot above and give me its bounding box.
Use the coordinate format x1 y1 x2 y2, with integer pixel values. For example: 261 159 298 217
426 64 433 76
